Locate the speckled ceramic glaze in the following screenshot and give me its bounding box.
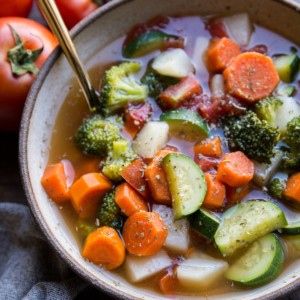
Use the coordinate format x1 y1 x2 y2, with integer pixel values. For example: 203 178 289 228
19 0 300 299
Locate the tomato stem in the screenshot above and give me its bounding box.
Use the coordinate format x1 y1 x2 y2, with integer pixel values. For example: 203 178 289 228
7 25 43 76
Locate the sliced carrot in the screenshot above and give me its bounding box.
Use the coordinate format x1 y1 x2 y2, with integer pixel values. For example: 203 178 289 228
226 183 249 207
159 73 202 109
283 173 300 203
217 151 254 187
120 158 150 198
41 162 71 203
122 211 168 256
145 149 176 205
159 269 179 295
69 172 113 218
202 173 226 210
115 182 148 216
194 136 222 158
82 226 125 270
206 37 241 72
223 52 280 102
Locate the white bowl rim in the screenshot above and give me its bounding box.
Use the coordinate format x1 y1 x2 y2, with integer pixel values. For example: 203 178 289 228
19 0 300 299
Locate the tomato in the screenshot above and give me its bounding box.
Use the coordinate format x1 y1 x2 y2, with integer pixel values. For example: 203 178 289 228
0 18 57 131
0 0 33 18
55 0 111 29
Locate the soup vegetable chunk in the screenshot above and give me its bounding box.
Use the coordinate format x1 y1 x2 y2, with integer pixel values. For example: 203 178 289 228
42 13 300 296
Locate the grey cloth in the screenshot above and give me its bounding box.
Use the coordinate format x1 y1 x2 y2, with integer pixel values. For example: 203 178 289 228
0 203 87 300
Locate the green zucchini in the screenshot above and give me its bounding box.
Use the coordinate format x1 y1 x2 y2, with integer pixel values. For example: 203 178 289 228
160 109 209 142
281 221 300 235
214 200 287 256
273 53 300 83
191 208 220 239
122 30 183 58
225 233 284 286
162 153 207 220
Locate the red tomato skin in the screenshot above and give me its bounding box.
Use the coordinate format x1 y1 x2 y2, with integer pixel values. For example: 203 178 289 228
0 18 58 131
55 0 99 29
0 0 33 18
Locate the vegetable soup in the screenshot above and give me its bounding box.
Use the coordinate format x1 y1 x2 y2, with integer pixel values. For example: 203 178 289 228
42 14 300 297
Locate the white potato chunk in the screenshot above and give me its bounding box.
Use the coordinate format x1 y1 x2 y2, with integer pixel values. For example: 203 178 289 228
132 121 169 158
253 151 283 187
152 204 190 253
223 13 253 46
177 256 228 290
125 250 172 283
152 49 194 78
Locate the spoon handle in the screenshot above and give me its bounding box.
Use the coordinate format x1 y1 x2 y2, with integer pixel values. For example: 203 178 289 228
37 0 98 111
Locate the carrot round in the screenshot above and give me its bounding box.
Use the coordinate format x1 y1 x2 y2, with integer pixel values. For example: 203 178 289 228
82 226 125 270
145 149 176 205
69 172 113 218
207 37 241 72
194 136 222 158
217 151 254 187
115 182 148 216
283 173 300 203
203 173 226 210
122 211 168 256
223 52 279 102
41 162 71 203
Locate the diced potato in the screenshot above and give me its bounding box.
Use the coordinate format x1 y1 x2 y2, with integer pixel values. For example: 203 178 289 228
152 49 194 78
177 256 228 290
132 121 169 158
152 204 190 253
210 74 225 97
125 250 172 283
223 13 253 46
253 151 283 187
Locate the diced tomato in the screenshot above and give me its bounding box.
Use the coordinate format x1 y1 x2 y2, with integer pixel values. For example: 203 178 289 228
124 101 152 137
195 94 247 123
194 154 219 172
205 19 228 39
120 158 151 199
243 44 268 55
159 73 202 109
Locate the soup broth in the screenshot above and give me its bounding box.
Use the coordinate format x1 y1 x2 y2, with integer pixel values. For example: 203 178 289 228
44 14 300 297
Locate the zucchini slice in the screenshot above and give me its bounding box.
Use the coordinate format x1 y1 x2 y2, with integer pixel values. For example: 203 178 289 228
225 233 284 286
122 30 184 58
281 221 300 235
215 200 287 256
273 53 300 83
162 153 207 220
160 109 209 142
191 208 220 240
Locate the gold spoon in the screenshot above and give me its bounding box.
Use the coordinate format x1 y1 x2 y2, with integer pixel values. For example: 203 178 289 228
37 0 98 112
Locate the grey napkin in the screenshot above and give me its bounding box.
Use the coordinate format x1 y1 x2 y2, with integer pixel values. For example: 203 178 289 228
0 203 86 300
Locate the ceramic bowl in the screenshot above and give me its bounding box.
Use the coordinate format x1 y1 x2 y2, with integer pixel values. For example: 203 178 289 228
19 0 300 299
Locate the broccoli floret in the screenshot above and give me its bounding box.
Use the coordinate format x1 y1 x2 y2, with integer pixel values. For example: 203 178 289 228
76 219 97 238
283 116 300 168
141 69 179 98
254 97 283 127
102 139 137 182
75 114 121 156
98 190 123 230
268 178 286 199
99 62 148 115
223 111 280 163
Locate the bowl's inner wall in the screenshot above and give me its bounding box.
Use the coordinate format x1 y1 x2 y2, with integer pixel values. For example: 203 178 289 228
24 0 300 299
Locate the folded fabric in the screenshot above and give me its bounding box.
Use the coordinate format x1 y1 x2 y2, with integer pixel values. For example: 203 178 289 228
0 203 86 300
